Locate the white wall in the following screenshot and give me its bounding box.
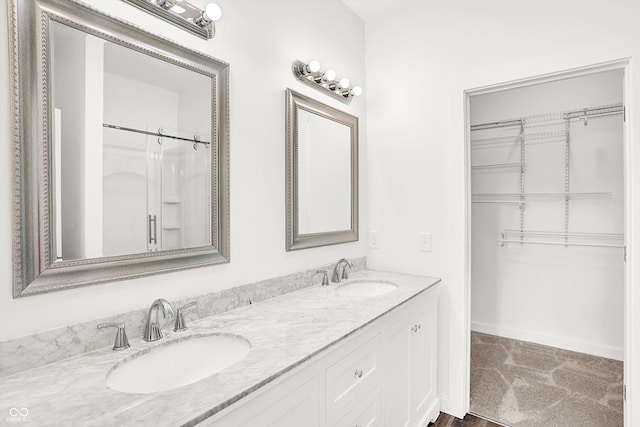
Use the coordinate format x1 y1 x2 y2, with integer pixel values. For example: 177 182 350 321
347 0 640 419
83 36 105 259
0 0 366 340
51 21 87 260
470 71 624 360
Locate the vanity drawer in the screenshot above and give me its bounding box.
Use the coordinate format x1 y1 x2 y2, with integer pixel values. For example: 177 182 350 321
325 334 381 421
206 375 320 427
333 385 381 427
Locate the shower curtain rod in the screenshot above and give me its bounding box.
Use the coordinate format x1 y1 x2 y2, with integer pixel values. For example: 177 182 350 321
471 103 624 131
103 123 211 147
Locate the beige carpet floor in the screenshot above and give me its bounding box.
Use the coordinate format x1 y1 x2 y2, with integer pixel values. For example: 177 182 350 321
470 332 623 427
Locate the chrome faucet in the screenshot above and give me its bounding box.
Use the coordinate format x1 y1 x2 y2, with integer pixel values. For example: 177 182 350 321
144 299 175 342
331 258 354 283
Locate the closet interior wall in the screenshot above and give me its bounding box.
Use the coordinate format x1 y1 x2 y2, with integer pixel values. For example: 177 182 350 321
470 70 625 360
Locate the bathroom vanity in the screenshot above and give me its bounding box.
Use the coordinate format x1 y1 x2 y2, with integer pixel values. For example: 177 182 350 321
0 270 440 426
206 275 439 427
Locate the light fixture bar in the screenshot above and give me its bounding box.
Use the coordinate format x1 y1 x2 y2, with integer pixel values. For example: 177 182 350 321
292 60 362 104
121 0 221 40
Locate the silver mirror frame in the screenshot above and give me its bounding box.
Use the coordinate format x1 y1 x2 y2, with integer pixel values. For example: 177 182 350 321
285 89 359 251
9 0 230 298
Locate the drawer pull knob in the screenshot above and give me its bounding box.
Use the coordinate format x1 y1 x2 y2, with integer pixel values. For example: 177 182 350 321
354 369 363 378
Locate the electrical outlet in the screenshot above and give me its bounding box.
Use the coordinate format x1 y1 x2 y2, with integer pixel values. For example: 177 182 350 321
369 231 380 249
419 232 432 252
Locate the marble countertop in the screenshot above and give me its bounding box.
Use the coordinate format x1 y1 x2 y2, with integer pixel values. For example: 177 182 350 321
0 270 440 426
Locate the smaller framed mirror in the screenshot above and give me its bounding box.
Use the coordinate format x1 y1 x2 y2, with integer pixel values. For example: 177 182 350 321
285 89 358 251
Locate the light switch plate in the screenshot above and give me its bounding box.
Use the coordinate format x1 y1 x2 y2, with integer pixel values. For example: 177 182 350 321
419 232 432 252
369 231 380 249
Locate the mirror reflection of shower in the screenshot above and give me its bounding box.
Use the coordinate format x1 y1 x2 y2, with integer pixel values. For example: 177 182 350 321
102 126 211 257
50 20 213 261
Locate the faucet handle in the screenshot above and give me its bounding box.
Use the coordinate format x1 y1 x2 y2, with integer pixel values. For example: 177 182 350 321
97 322 130 351
316 270 329 286
174 302 197 332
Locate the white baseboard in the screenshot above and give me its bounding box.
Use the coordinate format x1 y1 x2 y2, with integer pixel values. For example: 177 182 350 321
471 321 624 361
415 398 440 427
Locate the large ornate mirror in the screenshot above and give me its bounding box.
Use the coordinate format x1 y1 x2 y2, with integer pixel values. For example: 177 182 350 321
10 0 230 297
285 89 358 251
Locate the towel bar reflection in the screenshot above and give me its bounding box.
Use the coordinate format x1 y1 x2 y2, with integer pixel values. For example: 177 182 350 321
103 123 210 149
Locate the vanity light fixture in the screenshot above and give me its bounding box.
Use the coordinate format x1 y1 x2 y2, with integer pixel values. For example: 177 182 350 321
292 60 363 104
122 0 222 39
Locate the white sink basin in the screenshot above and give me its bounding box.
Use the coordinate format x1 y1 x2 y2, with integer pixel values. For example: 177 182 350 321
106 334 250 394
336 280 398 297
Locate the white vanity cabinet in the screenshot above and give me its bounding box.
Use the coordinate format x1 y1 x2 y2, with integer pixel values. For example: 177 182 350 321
383 291 439 427
325 334 382 423
334 385 382 427
203 288 438 427
206 374 321 427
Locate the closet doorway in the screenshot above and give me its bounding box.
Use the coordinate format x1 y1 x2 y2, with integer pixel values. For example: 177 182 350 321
467 66 626 427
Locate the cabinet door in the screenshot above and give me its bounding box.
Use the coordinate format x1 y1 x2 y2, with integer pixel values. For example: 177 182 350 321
207 376 320 427
410 296 437 423
382 316 411 427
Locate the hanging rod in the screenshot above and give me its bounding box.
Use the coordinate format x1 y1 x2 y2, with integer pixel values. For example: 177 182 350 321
470 119 522 132
472 200 525 204
473 192 610 199
471 103 623 131
565 104 624 120
471 162 524 170
471 130 568 147
103 123 211 148
501 229 623 239
497 239 624 248
498 229 624 248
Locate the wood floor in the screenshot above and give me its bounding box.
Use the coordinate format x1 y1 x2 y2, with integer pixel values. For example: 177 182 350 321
429 412 505 427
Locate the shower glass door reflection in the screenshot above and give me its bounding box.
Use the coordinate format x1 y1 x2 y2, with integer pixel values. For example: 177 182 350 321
146 133 162 252
102 127 211 256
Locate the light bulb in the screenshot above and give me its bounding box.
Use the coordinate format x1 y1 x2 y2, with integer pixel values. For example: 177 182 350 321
307 60 321 73
204 3 222 21
323 69 336 81
338 77 350 89
351 85 363 96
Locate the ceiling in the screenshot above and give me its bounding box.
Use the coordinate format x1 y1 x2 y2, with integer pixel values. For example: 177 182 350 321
341 0 406 21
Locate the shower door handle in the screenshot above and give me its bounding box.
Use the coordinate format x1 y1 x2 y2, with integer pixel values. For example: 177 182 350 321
149 215 157 244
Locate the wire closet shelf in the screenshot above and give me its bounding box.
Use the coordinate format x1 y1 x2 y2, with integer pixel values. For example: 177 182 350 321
470 102 624 249
497 230 624 249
